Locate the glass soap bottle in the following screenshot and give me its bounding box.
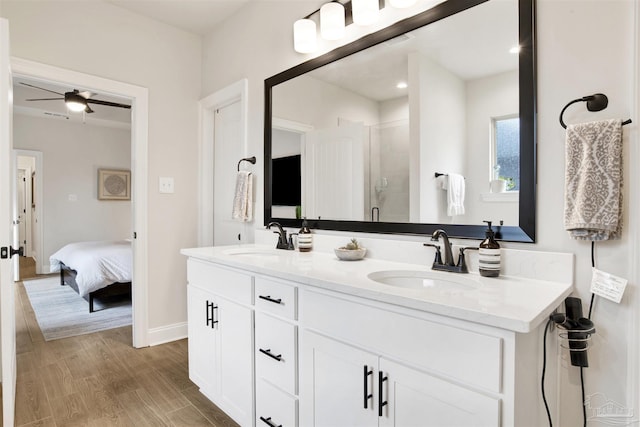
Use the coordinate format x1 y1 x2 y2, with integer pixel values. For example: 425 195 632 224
479 220 500 277
298 218 313 252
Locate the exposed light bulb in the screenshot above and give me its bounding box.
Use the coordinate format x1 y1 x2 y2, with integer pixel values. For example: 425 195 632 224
389 0 417 8
396 82 408 89
293 18 317 53
352 0 379 26
320 2 345 41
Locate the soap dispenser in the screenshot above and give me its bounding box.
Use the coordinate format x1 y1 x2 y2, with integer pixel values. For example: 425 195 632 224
479 220 501 277
298 218 313 252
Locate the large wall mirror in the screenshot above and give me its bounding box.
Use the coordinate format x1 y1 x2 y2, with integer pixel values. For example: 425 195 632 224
265 0 536 242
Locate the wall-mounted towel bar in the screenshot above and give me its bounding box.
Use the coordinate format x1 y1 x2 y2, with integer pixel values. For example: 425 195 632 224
435 172 465 179
237 156 257 171
559 93 632 129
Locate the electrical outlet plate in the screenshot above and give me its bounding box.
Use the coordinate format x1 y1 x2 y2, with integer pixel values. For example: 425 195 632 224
159 177 174 194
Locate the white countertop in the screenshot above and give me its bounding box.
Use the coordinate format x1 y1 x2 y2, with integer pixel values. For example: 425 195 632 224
181 244 573 333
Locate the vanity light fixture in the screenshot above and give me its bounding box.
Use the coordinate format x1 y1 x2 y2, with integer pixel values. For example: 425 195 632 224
388 0 417 7
352 0 380 25
294 18 317 53
321 1 346 40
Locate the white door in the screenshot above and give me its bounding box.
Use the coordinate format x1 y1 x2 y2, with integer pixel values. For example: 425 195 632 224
300 331 378 427
0 17 17 427
213 101 243 246
305 123 365 221
16 169 27 256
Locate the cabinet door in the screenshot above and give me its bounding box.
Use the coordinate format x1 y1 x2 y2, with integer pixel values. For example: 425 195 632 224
378 358 500 427
218 296 254 427
300 331 378 427
187 285 219 398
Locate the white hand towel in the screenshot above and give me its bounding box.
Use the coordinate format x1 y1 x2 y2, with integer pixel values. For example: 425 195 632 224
232 171 253 222
564 119 622 240
446 173 465 216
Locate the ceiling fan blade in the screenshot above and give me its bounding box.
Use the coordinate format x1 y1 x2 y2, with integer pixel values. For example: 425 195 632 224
86 99 131 109
20 82 64 96
25 97 64 101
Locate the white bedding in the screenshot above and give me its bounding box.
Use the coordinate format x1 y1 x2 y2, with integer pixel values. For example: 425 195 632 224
49 240 132 297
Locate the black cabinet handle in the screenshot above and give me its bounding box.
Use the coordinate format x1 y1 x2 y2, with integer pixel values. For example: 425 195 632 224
259 416 282 427
259 348 283 362
378 371 388 417
363 365 373 409
206 301 218 329
259 295 283 305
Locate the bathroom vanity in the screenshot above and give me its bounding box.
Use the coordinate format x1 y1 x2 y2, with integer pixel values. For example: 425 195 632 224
181 245 572 427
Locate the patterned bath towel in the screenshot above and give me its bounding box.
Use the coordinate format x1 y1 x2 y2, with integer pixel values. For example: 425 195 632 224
564 119 623 240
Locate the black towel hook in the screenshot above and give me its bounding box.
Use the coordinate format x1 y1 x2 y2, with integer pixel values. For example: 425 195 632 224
237 156 256 171
559 93 632 129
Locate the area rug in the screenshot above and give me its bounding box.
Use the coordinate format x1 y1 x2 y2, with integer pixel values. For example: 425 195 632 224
23 276 132 341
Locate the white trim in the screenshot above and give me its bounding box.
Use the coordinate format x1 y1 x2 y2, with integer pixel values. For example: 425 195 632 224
147 322 188 346
273 117 314 134
198 79 248 247
10 57 150 348
631 0 640 417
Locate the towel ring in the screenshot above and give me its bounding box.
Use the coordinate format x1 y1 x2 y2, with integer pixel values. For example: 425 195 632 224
237 156 256 171
559 93 632 129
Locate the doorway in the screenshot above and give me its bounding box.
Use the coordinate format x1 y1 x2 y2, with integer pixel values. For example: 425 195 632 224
11 58 149 348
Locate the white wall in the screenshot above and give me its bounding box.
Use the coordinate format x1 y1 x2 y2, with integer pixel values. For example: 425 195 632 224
465 70 519 225
13 115 131 270
2 0 202 331
202 0 639 424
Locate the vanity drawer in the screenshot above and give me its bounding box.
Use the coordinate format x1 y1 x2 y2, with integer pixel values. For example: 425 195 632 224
255 276 297 320
256 312 297 395
187 258 252 305
256 379 297 427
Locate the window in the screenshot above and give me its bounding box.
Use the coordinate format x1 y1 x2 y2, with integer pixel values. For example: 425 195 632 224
492 116 520 191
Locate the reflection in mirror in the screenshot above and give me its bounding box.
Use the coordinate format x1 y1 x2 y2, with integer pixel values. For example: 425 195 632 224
266 0 536 242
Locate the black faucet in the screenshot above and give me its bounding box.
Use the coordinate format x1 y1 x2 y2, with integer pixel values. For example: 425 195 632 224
424 229 471 273
267 222 293 250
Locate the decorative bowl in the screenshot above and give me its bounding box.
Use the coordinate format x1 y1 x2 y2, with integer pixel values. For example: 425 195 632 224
334 247 367 261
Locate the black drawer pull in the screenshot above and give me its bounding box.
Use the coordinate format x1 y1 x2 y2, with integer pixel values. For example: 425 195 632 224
259 416 282 427
259 348 283 362
259 295 283 305
363 365 373 409
378 371 388 417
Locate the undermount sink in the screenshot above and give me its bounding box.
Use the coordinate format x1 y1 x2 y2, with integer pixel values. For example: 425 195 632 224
367 270 479 292
223 248 281 257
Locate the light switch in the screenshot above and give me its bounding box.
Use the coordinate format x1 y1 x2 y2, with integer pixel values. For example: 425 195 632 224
159 177 174 194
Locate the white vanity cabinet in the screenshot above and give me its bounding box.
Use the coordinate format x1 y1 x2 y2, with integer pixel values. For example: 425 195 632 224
186 259 254 427
183 247 561 427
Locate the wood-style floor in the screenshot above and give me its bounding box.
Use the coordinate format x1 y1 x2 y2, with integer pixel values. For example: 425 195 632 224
8 257 239 427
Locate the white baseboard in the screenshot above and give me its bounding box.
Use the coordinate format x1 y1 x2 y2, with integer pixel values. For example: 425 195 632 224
147 321 188 346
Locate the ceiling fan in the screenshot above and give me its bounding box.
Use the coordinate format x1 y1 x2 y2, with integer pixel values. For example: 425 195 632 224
21 82 131 113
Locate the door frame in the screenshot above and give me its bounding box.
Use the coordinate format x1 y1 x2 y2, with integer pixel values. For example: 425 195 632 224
13 150 43 271
197 79 248 246
11 57 150 348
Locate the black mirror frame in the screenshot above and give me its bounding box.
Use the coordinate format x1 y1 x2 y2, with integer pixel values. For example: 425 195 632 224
264 0 536 242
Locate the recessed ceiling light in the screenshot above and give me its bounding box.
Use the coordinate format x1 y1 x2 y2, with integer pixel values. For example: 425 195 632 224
397 82 408 89
509 46 520 54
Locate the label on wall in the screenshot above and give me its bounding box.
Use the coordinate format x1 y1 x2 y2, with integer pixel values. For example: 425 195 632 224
590 268 627 304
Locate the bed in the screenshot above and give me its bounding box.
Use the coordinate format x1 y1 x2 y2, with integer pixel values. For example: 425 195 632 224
49 240 132 313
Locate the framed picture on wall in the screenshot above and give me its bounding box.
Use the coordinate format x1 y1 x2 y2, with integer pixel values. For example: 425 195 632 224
98 168 131 200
